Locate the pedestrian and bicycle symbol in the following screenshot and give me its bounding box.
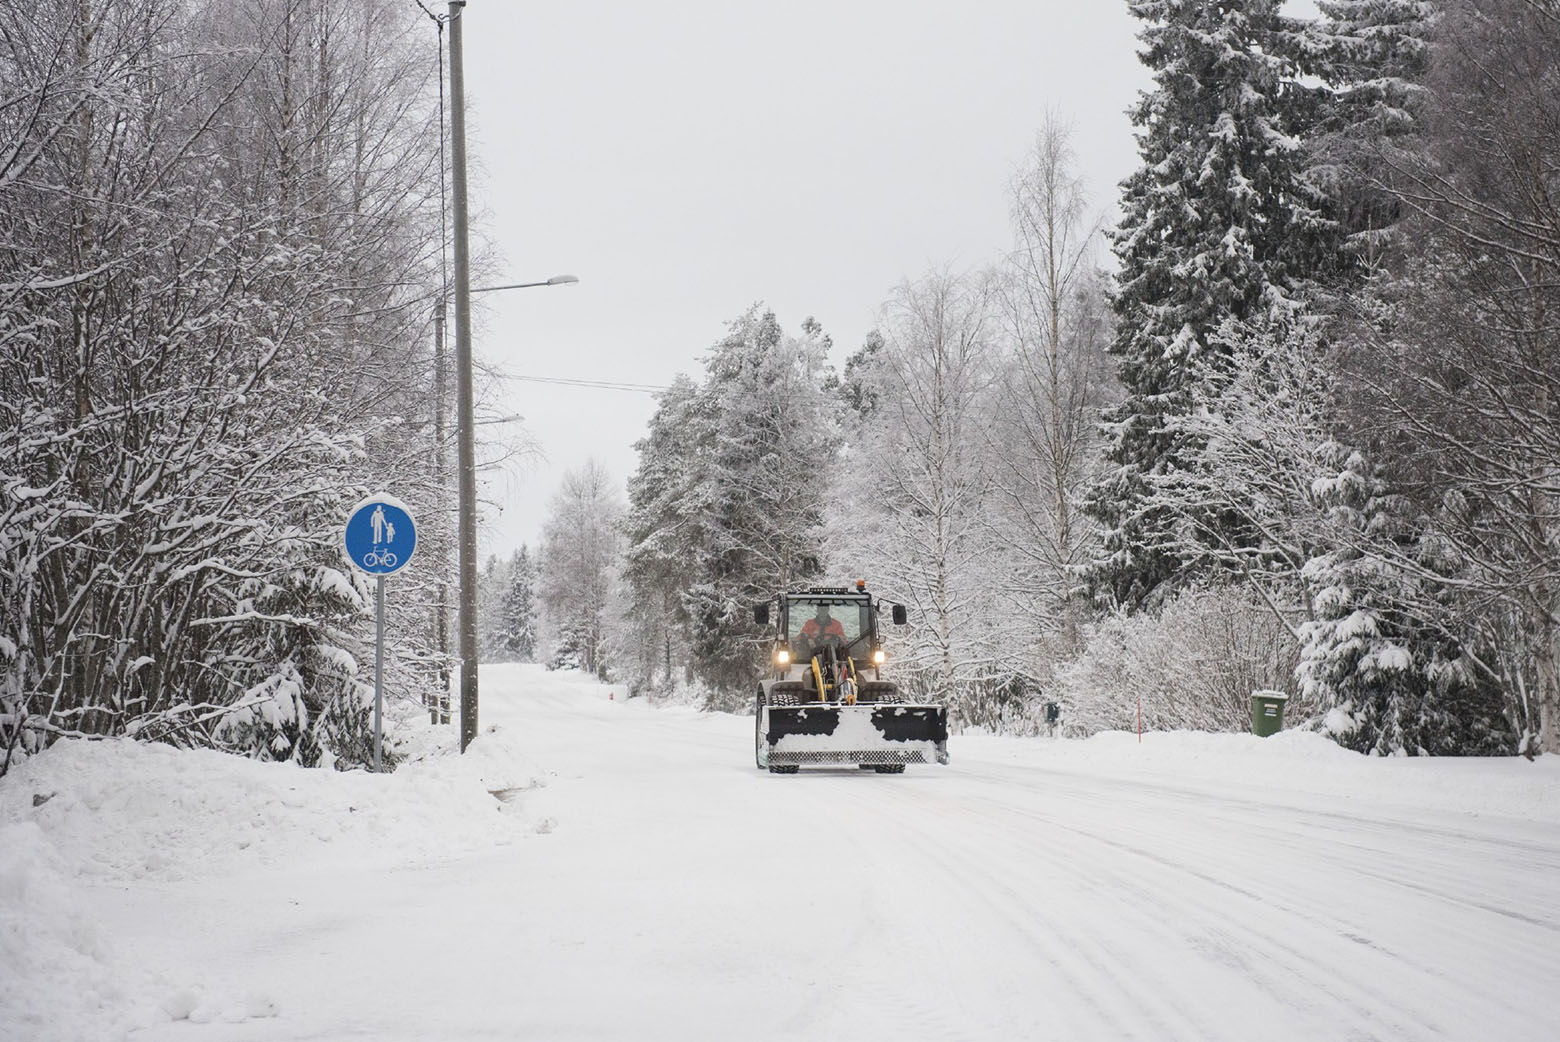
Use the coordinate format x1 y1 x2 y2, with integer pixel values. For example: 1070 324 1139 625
343 495 417 576
343 494 419 772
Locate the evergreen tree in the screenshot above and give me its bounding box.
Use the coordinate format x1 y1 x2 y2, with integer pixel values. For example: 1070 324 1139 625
620 309 837 706
1087 0 1342 608
833 330 886 419
1297 448 1513 755
1305 1 1436 262
621 376 710 692
500 546 537 662
682 309 837 701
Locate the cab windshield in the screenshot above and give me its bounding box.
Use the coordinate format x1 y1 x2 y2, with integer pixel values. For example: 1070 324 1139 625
785 597 869 656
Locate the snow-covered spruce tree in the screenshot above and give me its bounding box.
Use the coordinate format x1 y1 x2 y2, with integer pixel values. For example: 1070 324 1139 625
830 330 886 419
683 311 838 706
1303 1 1436 266
1296 449 1511 756
1086 0 1344 610
537 462 623 678
1315 0 1560 754
500 546 538 662
620 376 711 695
619 311 837 707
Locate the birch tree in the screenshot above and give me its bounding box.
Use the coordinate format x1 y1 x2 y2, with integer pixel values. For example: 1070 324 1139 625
991 117 1116 650
832 271 1000 720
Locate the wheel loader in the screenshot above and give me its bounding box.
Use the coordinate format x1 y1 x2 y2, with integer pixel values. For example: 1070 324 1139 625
752 582 949 774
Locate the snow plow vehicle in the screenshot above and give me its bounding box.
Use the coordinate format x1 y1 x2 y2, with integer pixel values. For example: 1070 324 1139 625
753 582 949 774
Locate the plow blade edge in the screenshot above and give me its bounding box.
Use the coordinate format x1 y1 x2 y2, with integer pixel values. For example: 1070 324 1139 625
761 704 950 768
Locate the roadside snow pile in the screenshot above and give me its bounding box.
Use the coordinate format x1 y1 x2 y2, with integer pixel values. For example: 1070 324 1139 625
1 730 546 884
0 721 550 1041
0 819 157 1042
961 727 1560 821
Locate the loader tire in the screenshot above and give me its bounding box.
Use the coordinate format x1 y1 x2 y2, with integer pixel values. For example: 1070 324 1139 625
859 681 899 703
768 764 799 774
873 764 906 774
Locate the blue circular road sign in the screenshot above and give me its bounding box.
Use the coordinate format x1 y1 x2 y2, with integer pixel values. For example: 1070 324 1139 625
344 495 418 576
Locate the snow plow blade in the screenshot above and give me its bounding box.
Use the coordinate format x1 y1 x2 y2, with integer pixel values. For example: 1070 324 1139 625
760 704 949 770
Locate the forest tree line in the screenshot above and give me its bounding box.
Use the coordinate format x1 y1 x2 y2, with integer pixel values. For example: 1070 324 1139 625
534 0 1560 757
5 0 1556 774
0 0 465 775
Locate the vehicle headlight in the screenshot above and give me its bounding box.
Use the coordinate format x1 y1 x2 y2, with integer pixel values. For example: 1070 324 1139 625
776 647 791 665
872 648 886 665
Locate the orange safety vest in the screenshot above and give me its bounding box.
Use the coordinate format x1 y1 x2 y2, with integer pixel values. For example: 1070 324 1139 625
800 618 845 641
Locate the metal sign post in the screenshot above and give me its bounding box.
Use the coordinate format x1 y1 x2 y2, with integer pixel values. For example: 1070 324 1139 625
343 495 418 771
374 576 386 769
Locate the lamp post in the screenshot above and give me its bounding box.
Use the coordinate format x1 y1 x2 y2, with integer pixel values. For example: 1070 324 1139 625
447 0 477 752
447 0 577 752
450 277 574 754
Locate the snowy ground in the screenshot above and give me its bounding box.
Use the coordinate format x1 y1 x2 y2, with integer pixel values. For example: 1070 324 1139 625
4 663 1559 1042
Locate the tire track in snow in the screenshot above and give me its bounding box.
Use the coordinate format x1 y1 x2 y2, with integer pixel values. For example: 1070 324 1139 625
929 775 1549 1040
962 759 1560 942
822 776 1219 1041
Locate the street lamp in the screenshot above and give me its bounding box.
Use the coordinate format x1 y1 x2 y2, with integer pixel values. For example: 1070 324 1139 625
447 269 578 752
473 275 579 293
446 1 580 752
444 277 574 752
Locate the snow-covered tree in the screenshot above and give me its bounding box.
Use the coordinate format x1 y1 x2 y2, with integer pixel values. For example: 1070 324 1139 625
1296 449 1512 756
682 311 837 702
0 0 447 774
990 116 1117 653
1303 1 1436 264
829 270 1002 721
620 376 708 694
500 546 538 662
1139 317 1339 620
1088 0 1342 609
1316 0 1560 755
538 462 623 677
619 309 837 706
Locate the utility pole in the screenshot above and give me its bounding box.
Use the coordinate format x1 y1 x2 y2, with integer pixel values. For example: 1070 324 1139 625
448 0 479 752
432 298 451 725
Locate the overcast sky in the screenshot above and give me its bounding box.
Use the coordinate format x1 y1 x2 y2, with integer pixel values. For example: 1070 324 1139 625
455 0 1318 559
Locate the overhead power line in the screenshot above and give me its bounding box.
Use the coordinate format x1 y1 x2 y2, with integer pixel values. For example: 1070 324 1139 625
509 374 669 394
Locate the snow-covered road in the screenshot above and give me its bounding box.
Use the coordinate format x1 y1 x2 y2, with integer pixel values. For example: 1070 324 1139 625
10 664 1560 1041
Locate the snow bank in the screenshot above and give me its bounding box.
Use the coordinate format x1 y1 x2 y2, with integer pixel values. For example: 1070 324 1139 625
0 715 551 1040
959 726 1560 821
1 734 544 884
0 819 156 1042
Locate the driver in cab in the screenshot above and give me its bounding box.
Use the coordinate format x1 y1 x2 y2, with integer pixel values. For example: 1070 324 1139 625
799 604 846 655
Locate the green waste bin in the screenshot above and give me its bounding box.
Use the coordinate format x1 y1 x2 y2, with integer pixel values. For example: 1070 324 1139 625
1251 690 1288 737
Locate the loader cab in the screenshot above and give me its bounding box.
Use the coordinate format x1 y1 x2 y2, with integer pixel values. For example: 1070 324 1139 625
755 584 905 680
786 597 868 657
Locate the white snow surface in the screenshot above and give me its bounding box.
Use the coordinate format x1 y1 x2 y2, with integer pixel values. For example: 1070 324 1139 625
3 663 1558 1041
